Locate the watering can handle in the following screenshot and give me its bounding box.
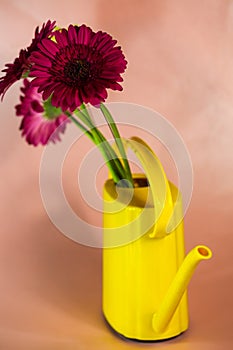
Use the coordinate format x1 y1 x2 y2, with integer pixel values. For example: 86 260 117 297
123 137 174 238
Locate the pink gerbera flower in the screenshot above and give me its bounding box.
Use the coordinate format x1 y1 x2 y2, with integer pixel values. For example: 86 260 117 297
0 20 56 99
29 24 127 111
16 79 69 146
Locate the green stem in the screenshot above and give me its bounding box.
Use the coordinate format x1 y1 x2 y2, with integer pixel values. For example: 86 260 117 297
68 110 125 184
74 107 128 181
73 108 93 129
66 113 94 142
79 103 93 124
100 103 133 185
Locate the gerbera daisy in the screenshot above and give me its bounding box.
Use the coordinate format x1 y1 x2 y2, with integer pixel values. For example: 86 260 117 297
16 79 69 146
0 20 56 99
0 49 30 99
29 24 127 111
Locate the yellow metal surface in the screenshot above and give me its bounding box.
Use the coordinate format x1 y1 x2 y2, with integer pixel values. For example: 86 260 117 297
102 138 212 341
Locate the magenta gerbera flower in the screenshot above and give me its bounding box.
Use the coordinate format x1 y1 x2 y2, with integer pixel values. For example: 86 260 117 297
0 20 56 100
29 24 127 111
16 79 69 146
0 49 30 99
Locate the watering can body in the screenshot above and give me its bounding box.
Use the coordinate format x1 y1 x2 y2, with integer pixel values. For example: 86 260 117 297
103 177 188 341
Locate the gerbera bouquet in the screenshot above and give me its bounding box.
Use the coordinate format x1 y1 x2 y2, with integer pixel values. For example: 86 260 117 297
0 20 133 186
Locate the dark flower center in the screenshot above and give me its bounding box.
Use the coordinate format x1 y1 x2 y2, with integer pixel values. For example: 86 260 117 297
64 59 90 85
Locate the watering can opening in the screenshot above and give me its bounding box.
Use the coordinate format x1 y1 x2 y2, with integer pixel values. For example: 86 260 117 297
197 246 211 258
105 175 154 209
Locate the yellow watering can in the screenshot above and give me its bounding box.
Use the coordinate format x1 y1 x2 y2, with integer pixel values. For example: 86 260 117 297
102 137 212 341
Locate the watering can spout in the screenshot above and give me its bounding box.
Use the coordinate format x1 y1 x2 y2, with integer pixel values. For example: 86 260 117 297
152 245 212 334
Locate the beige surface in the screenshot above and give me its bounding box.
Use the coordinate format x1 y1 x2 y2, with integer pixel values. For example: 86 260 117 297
0 0 233 349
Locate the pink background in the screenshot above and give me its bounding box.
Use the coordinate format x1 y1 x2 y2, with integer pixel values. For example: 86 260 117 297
0 0 233 349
